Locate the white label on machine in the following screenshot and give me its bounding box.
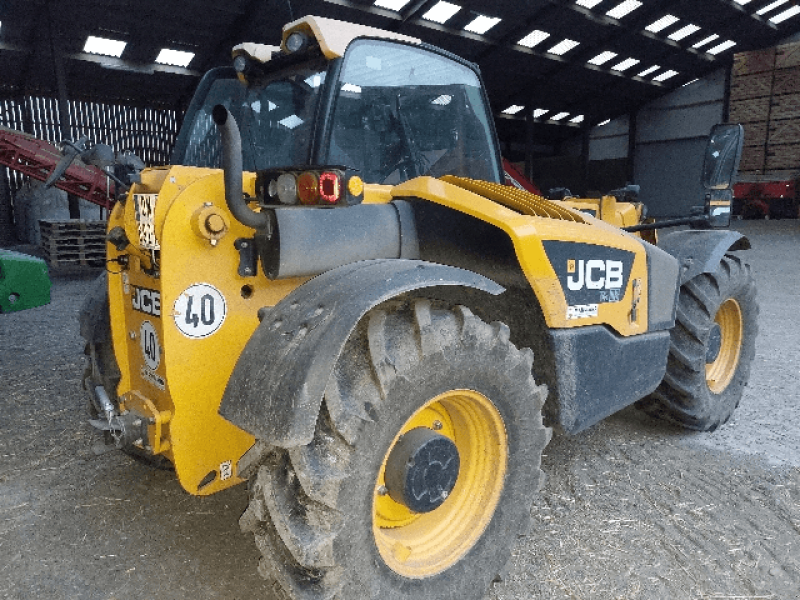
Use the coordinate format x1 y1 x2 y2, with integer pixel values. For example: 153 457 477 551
173 283 227 339
134 194 160 250
567 304 599 320
140 320 161 370
140 365 166 390
220 460 233 481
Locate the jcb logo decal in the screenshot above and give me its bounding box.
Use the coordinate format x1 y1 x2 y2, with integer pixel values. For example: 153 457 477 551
132 286 161 317
566 259 624 291
542 241 634 306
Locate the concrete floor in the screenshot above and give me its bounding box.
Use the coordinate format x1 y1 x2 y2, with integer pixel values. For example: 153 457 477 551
1 219 798 600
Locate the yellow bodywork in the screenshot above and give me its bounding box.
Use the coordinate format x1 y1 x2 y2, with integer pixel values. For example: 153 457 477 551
107 166 651 495
107 167 305 495
392 177 650 335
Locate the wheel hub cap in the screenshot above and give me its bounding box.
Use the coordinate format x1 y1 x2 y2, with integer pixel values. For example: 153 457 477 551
384 428 460 514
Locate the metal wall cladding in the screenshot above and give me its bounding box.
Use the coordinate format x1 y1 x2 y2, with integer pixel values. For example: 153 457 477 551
1 96 180 192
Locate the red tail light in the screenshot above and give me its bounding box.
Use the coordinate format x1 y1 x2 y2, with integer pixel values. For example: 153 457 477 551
319 172 341 204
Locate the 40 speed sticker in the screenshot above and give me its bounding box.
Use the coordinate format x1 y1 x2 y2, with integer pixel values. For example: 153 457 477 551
173 283 227 339
140 320 161 370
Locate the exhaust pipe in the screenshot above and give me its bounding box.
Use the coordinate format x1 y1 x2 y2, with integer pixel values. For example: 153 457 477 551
212 104 269 230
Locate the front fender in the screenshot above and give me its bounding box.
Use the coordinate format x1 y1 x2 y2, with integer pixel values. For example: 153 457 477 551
658 230 750 286
219 259 503 447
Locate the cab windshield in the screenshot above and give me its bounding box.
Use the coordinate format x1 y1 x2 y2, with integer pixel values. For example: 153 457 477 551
176 59 327 171
326 39 501 184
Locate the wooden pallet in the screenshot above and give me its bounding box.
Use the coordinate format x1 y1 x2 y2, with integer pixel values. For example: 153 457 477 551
730 71 774 101
741 121 768 147
729 97 771 123
766 143 800 171
775 41 800 70
739 145 766 172
38 219 107 269
770 93 800 121
38 219 107 237
773 67 800 96
732 47 776 76
769 119 800 146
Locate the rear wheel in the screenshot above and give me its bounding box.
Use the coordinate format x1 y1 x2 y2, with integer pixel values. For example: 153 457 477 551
240 299 550 599
639 254 758 431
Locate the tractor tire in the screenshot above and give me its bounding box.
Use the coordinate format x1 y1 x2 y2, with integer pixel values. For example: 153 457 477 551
638 254 758 431
80 272 121 415
240 299 551 600
79 273 172 469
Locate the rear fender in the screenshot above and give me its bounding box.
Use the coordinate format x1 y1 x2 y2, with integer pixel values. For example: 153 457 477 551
658 230 750 285
219 259 503 447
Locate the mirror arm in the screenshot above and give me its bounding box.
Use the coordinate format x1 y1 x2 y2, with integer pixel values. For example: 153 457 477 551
623 215 708 232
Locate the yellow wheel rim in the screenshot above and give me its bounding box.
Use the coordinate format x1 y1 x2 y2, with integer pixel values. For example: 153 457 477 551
706 298 743 394
372 389 508 579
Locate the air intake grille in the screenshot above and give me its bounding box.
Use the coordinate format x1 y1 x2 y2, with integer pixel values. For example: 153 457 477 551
441 176 585 223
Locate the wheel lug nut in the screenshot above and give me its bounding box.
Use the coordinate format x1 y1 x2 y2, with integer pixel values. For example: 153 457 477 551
377 485 388 496
432 420 443 430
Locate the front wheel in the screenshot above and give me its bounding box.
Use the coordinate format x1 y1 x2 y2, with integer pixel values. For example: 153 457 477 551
240 299 550 599
638 254 758 431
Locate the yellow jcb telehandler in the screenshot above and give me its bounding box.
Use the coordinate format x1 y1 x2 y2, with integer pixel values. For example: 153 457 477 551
66 16 757 600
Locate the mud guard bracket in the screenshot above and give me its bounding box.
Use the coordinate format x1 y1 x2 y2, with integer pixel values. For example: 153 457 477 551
658 230 750 286
219 259 503 447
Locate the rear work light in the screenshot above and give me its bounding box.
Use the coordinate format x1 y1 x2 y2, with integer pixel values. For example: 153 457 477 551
257 167 363 207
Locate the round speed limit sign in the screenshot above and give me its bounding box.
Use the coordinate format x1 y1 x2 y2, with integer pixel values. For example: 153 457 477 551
173 283 227 339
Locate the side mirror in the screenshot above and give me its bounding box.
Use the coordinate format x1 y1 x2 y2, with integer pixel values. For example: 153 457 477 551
701 124 744 228
704 189 733 229
702 124 744 191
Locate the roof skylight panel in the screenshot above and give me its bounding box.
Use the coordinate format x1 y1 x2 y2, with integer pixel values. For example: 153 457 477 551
422 1 461 24
756 0 788 15
706 40 737 55
769 5 800 23
84 36 127 58
502 105 525 115
533 109 549 118
668 24 701 41
374 0 413 10
611 57 640 71
517 30 551 48
550 112 570 121
464 15 501 34
548 39 580 55
606 0 642 19
691 34 720 49
576 0 604 8
645 15 680 33
588 51 618 65
156 48 194 67
637 65 661 77
653 69 679 82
